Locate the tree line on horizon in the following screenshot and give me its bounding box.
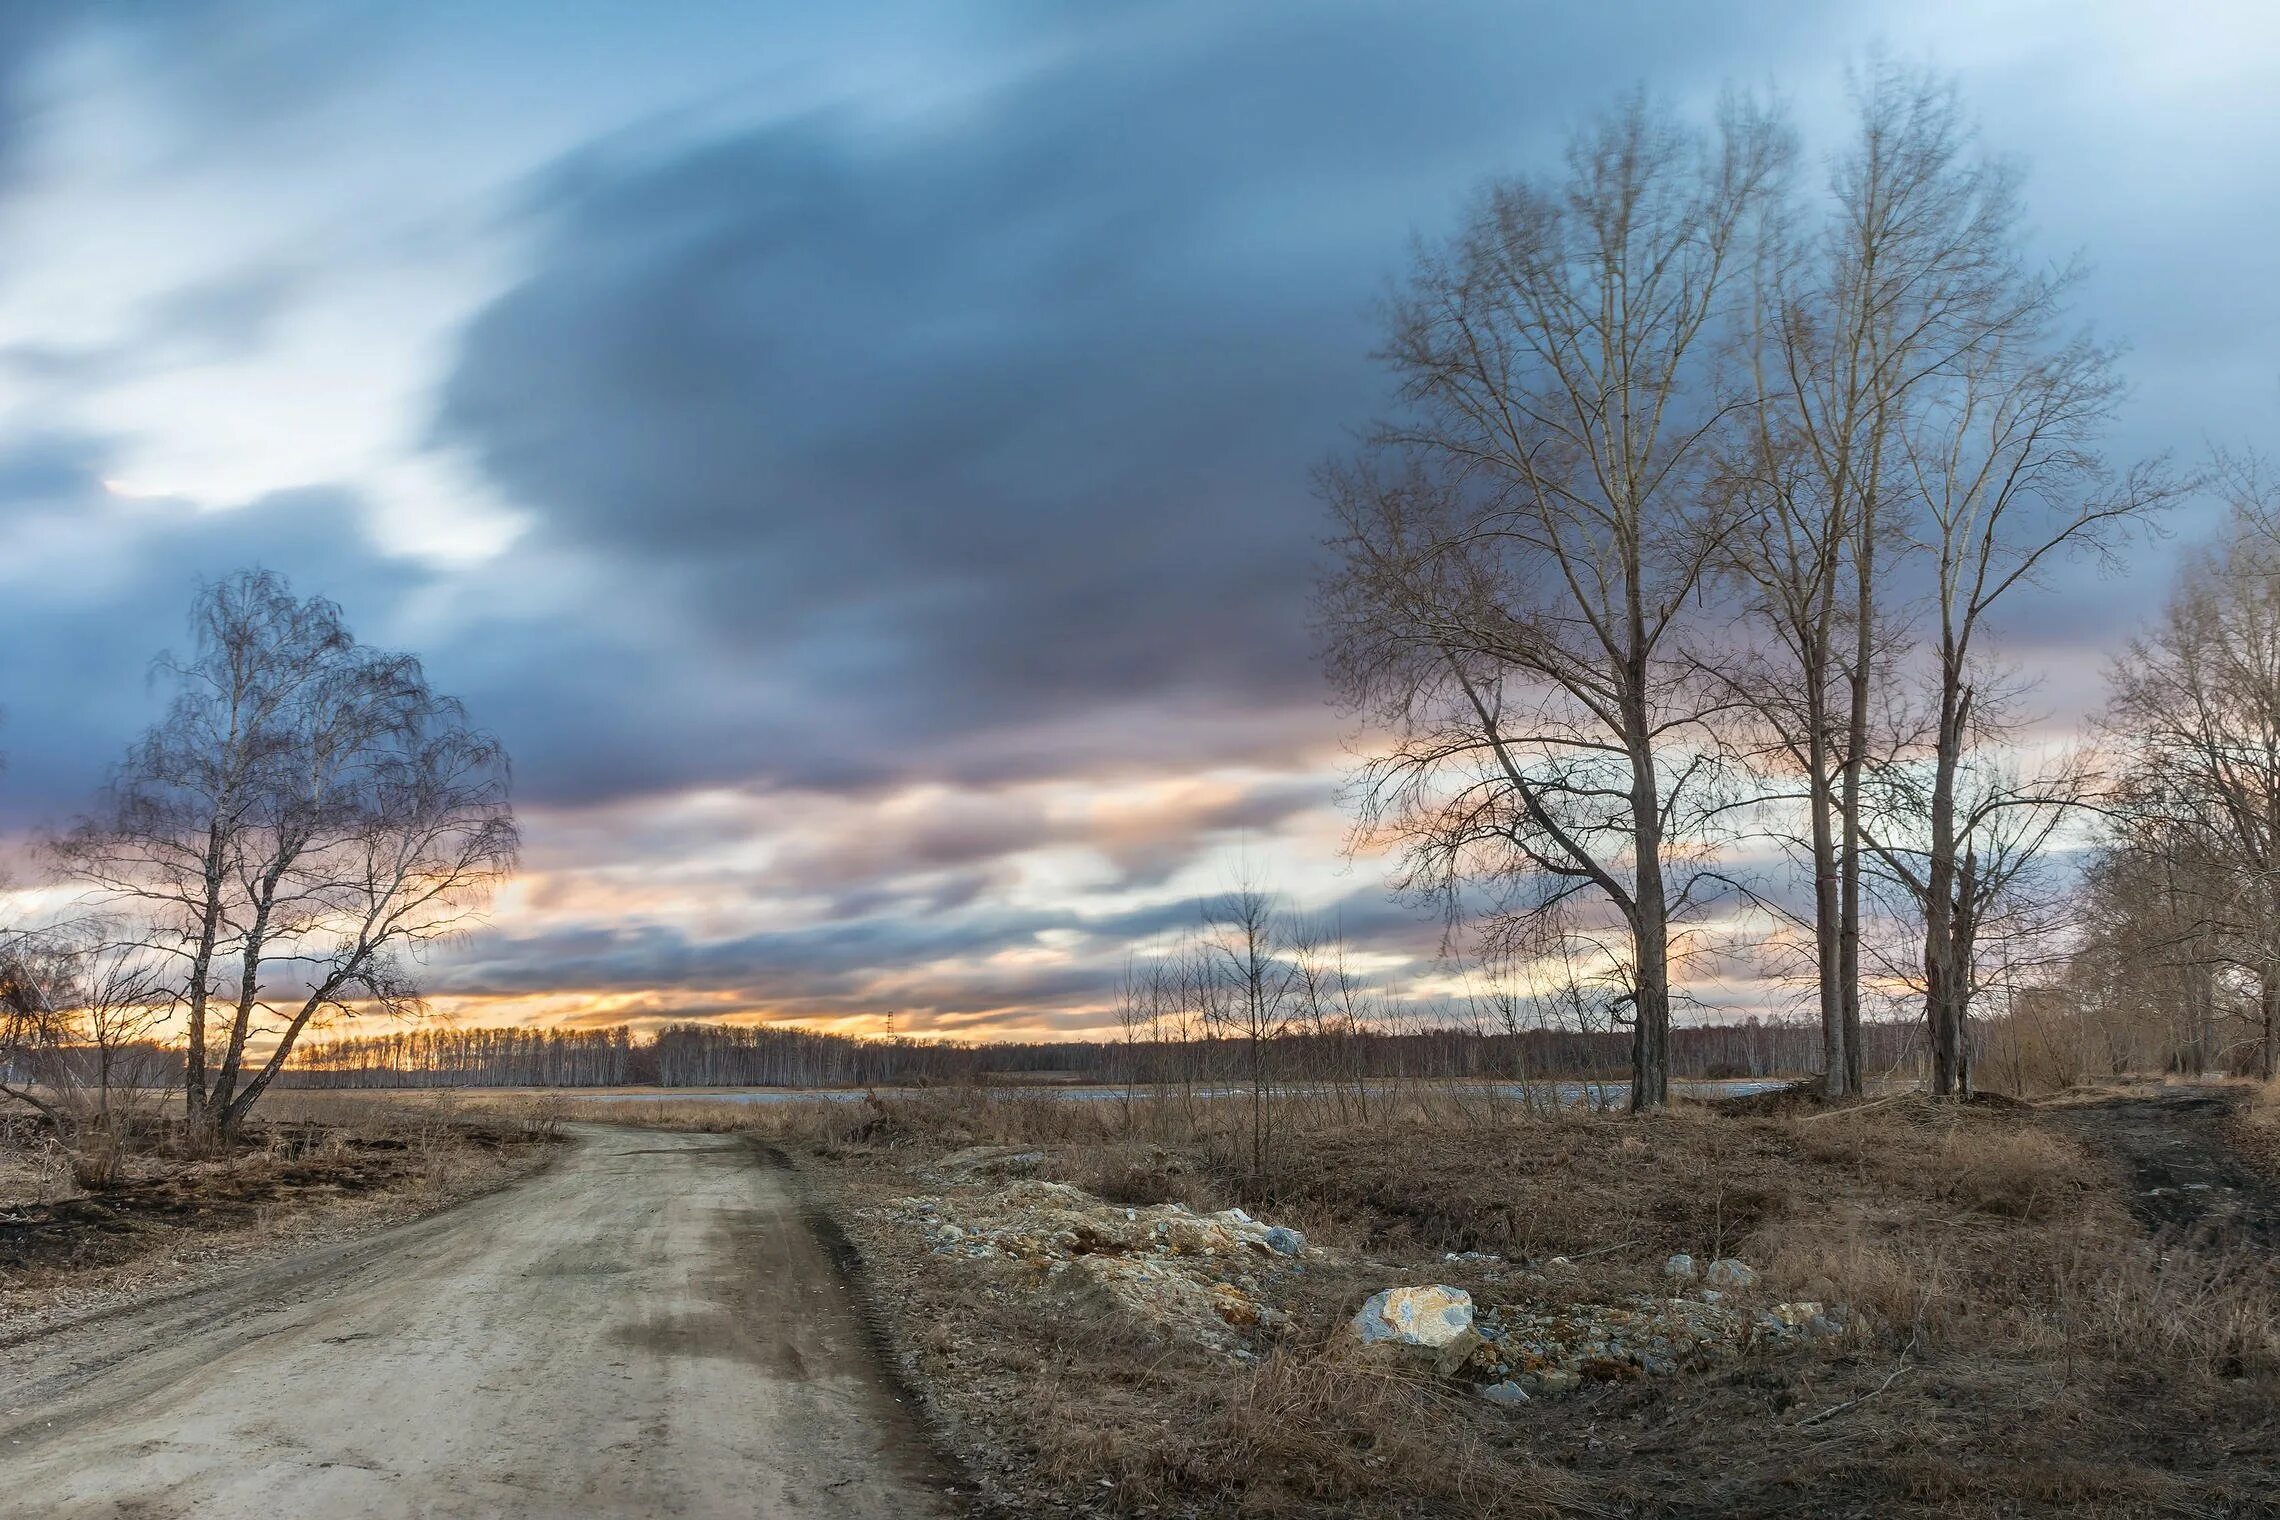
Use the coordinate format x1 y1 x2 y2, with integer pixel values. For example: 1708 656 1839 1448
275 1015 1910 1092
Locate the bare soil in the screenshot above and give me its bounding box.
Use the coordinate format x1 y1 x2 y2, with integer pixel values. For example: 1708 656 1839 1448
2043 1085 2280 1254
0 1125 956 1519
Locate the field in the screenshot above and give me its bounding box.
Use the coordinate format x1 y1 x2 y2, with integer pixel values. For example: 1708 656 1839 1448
5 1079 2276 1517
602 1078 2280 1519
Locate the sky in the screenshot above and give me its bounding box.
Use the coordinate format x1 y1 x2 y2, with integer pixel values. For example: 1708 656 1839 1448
0 1 2275 1041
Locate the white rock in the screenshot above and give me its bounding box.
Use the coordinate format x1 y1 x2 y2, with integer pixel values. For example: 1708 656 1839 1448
1349 1285 1482 1376
1663 1253 1699 1279
1704 1258 1758 1289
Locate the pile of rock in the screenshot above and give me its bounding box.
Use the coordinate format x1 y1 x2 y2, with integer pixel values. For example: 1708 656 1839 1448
1662 1252 1759 1289
865 1180 1313 1353
882 1178 1865 1398
1340 1257 1861 1405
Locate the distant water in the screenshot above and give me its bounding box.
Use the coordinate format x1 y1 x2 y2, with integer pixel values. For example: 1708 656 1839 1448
554 1078 1794 1107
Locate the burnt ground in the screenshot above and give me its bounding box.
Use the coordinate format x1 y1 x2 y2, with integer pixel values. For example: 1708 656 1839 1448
2041 1086 2280 1255
0 1122 545 1277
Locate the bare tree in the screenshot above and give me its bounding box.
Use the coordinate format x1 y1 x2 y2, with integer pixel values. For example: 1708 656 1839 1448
1864 740 2091 1086
54 570 517 1139
1198 879 1296 1180
2063 830 2231 1076
1721 60 2028 1095
2103 511 2280 1077
1 920 171 1181
1884 305 2175 1092
1323 93 1790 1110
1287 916 1377 1123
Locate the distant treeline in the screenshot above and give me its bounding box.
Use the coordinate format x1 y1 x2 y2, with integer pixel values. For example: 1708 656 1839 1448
281 1027 642 1088
280 1018 1922 1090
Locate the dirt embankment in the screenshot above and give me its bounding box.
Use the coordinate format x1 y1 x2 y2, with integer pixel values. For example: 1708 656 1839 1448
0 1125 956 1519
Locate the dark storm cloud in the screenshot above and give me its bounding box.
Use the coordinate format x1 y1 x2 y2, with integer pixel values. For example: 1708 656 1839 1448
431 0 1831 802
19 0 2252 1035
0 443 432 830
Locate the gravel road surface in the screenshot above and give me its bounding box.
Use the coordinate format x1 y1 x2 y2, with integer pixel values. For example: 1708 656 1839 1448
0 1125 952 1518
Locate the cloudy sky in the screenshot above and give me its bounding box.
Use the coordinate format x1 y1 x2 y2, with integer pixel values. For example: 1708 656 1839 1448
0 1 2274 1039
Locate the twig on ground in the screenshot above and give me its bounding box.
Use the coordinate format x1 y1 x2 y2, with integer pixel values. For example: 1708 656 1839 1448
1796 1357 1913 1427
1797 1093 1917 1124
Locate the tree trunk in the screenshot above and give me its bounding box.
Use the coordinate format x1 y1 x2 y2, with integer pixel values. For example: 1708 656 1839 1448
182 843 228 1136
209 900 276 1121
1922 682 1969 1097
1809 747 1849 1097
1629 739 1672 1113
1838 492 1874 1099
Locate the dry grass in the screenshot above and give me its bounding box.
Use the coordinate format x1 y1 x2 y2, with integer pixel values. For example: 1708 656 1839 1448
273 1082 2274 1513
2 1092 558 1336
764 1083 2280 1518
837 1175 1577 1518
1039 1341 1574 1519
2230 1076 2280 1181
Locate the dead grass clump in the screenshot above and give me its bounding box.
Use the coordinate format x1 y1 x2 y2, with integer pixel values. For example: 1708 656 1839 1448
1785 1099 2107 1220
1932 1123 2101 1221
2049 1243 2280 1373
1757 1222 1954 1342
1049 1144 1216 1212
2228 1077 2280 1182
1144 1349 1569 1519
1244 1109 1800 1262
3 1099 557 1315
905 1258 1571 1519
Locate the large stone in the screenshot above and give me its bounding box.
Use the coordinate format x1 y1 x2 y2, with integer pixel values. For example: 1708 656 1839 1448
1704 1258 1758 1289
1260 1225 1307 1256
1349 1285 1481 1375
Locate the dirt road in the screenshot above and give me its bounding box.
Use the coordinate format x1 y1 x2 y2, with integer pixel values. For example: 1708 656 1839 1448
0 1126 954 1518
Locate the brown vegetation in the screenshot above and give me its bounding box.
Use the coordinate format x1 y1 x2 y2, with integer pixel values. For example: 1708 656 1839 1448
0 1094 557 1335
667 1084 2280 1518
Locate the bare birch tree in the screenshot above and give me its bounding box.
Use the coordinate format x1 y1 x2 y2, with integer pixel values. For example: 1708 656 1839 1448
0 921 170 1181
1323 93 1789 1110
54 570 518 1139
1198 880 1296 1180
